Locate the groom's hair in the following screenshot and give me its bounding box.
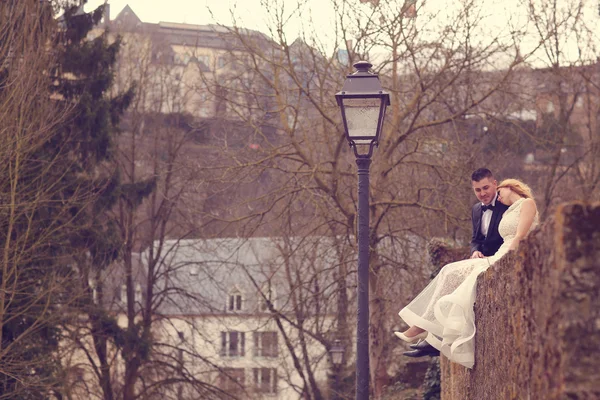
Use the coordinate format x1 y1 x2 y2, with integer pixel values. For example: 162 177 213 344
471 168 494 182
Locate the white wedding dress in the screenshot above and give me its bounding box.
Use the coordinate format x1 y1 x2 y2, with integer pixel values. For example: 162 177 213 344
398 198 538 368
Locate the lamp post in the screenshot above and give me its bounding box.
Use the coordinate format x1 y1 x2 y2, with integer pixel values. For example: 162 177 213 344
330 340 345 400
335 61 390 400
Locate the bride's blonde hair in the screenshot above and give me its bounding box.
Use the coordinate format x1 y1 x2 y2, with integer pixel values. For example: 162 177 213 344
497 179 534 199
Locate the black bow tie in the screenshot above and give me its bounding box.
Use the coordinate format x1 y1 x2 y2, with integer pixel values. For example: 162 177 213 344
482 204 494 212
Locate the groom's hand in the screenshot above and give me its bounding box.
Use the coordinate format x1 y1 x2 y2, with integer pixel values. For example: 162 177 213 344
470 251 484 259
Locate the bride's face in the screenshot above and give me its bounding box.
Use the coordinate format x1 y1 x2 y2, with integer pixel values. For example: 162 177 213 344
497 187 512 205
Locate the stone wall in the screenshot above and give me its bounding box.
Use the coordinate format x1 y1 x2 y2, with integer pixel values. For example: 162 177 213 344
441 202 600 400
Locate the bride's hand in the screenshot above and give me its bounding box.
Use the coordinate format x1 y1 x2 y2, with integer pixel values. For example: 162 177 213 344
470 251 484 259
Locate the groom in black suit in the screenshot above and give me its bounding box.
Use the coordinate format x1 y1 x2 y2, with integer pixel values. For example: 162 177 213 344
469 168 509 258
404 168 508 358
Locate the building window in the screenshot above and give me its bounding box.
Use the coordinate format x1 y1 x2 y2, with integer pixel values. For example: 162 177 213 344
218 368 245 394
402 0 417 18
228 290 243 312
120 284 127 303
253 368 277 394
70 366 86 388
217 56 227 69
221 331 245 357
177 347 184 373
174 53 191 65
422 139 448 155
198 54 211 67
88 278 97 304
135 283 142 304
258 284 276 312
253 332 278 358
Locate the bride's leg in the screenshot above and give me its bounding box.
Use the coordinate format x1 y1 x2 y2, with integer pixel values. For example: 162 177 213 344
420 261 474 321
403 326 425 336
394 325 427 343
399 259 479 338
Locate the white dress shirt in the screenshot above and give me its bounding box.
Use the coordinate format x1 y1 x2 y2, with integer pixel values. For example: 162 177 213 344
480 193 498 237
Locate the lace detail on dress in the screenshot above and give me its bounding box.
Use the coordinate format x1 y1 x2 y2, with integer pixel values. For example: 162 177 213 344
498 199 523 240
420 259 484 321
496 198 539 258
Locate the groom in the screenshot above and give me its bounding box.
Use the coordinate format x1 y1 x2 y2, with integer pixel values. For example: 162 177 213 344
404 168 509 358
468 168 509 259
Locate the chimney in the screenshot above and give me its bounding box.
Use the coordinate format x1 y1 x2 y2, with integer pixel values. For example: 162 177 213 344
103 3 110 25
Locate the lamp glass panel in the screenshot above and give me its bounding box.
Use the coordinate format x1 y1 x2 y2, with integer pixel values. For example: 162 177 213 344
331 346 344 364
342 97 380 139
330 340 344 365
331 351 343 365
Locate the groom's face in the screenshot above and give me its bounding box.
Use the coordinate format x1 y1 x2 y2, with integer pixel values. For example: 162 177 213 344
472 177 498 205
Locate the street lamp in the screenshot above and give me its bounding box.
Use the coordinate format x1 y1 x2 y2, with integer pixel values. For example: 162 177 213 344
330 340 345 400
330 340 345 366
335 61 390 400
336 61 390 159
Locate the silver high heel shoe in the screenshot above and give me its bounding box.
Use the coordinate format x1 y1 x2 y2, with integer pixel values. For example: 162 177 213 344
393 330 427 343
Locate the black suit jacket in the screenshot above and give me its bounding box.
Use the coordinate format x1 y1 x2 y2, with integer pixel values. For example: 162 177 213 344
470 201 509 257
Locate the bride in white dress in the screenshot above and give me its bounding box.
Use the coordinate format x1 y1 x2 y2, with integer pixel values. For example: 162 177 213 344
395 179 539 368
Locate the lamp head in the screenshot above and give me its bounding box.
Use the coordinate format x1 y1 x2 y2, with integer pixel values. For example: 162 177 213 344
335 61 390 158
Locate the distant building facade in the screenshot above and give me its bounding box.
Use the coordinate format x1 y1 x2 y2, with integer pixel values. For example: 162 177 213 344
94 4 278 121
66 236 347 399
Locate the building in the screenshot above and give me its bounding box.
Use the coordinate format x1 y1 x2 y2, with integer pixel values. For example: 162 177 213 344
97 4 278 121
66 236 348 399
94 5 291 239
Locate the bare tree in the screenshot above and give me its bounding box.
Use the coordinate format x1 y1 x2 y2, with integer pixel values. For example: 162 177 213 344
516 0 600 217
61 1 600 399
59 20 245 399
194 0 531 397
0 1 92 398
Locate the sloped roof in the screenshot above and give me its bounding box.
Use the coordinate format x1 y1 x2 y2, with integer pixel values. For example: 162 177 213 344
148 236 343 316
109 6 275 52
103 234 428 317
112 4 142 27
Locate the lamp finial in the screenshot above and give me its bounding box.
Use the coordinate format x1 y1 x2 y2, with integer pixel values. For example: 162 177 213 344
353 61 372 73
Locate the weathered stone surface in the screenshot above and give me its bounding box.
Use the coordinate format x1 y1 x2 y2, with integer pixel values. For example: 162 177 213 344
440 202 600 400
426 238 470 279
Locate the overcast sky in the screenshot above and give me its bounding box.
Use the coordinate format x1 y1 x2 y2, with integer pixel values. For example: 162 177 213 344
86 0 265 25
85 0 600 65
85 0 334 38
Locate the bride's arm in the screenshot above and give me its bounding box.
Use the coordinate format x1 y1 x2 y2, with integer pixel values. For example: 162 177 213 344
509 198 537 251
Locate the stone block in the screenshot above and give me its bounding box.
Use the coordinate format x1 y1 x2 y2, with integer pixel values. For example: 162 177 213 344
440 202 600 400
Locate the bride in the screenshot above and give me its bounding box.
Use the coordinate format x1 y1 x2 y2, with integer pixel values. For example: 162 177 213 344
395 179 539 368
